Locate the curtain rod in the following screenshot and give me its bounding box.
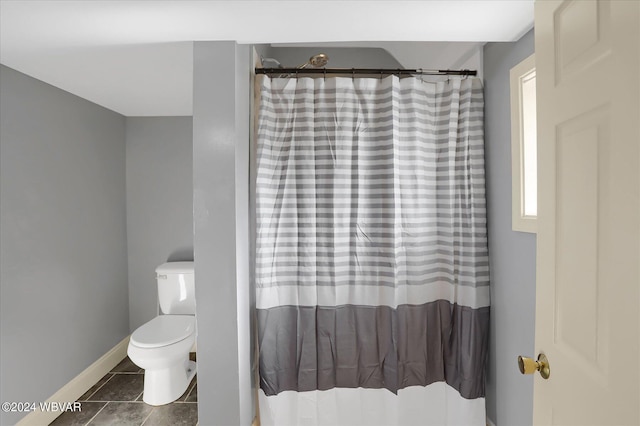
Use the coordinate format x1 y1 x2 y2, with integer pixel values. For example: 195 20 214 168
255 68 477 77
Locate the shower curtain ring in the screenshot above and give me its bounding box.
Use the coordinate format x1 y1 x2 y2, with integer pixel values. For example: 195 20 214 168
352 68 355 81
295 69 299 80
419 69 424 83
324 68 327 81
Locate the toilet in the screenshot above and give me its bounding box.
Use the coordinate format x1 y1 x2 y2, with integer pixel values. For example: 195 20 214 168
128 262 197 406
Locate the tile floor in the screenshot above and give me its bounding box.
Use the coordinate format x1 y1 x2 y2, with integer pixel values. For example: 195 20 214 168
49 354 197 426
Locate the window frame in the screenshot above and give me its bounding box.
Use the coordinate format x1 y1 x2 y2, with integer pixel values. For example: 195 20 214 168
510 53 537 234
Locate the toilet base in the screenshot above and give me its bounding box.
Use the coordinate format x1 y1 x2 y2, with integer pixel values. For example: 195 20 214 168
142 359 196 406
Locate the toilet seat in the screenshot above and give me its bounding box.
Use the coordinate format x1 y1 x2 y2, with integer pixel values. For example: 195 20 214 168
130 315 195 348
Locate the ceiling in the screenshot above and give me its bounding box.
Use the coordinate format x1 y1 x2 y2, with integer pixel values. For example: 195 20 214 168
0 1 534 116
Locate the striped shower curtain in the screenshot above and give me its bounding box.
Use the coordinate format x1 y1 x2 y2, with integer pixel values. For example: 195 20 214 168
255 76 489 426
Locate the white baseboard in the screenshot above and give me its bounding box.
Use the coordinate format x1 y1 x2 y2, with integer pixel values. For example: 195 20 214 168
486 417 497 426
16 335 130 426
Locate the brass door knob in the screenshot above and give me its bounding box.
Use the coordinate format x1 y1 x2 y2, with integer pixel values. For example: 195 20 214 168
517 353 551 379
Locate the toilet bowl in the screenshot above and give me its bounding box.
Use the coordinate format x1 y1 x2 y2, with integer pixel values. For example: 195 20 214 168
128 315 197 405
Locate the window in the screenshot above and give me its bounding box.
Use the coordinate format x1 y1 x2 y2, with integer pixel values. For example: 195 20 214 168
510 54 537 233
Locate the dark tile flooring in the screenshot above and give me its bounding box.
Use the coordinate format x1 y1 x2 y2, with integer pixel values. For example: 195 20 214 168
49 354 197 426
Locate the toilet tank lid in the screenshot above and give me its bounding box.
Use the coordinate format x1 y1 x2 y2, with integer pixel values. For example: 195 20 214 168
156 262 194 274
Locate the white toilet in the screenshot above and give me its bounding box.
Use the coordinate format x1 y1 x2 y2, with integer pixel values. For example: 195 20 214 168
128 262 197 406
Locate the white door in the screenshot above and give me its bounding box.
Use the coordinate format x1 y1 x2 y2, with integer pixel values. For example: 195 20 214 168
533 0 639 424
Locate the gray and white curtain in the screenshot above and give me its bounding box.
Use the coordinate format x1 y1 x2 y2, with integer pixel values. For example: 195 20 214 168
256 76 489 426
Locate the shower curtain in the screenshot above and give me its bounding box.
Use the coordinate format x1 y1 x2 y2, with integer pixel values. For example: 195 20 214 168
256 75 489 426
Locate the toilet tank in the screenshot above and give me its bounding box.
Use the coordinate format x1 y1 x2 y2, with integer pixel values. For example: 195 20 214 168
156 262 195 315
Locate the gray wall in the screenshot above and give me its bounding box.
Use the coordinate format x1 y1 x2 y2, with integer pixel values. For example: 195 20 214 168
261 43 482 77
193 41 253 426
483 29 536 426
0 65 129 425
126 116 194 331
268 47 401 68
